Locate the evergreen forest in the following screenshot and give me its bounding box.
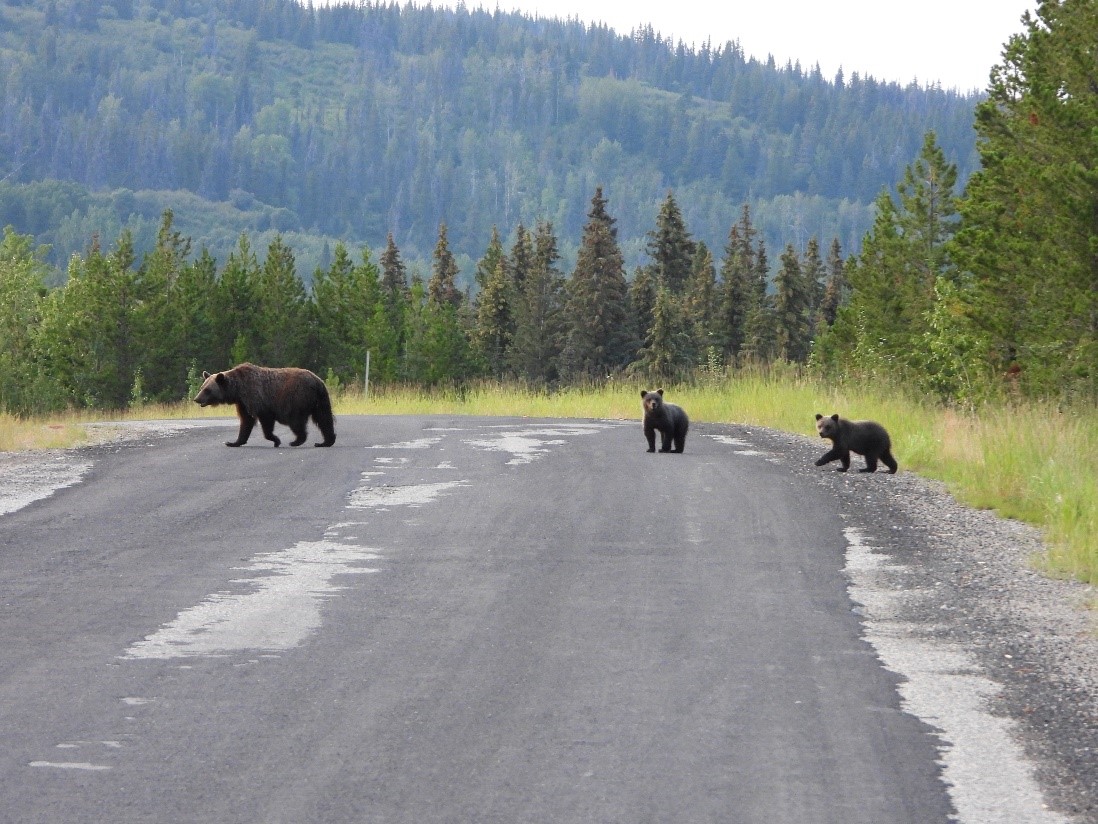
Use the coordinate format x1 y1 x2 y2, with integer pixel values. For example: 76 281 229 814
1 0 1095 412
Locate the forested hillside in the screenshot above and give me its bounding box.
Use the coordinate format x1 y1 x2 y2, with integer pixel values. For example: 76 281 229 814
0 0 980 277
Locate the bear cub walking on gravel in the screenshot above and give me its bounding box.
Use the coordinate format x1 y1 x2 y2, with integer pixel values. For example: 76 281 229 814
194 363 336 448
814 413 896 473
642 389 689 453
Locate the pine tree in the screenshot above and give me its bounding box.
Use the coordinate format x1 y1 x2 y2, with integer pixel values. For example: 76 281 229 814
378 232 409 382
254 234 308 366
684 240 718 360
561 187 634 379
311 243 383 384
0 228 49 413
215 233 262 367
428 223 463 310
717 205 760 364
818 238 848 328
635 286 693 382
951 2 1098 397
773 243 813 363
509 220 566 384
474 254 515 379
645 190 696 295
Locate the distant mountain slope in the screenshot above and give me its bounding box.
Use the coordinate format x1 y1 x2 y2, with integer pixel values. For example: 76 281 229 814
0 0 981 280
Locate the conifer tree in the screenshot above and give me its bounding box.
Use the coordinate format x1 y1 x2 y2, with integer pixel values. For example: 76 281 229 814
684 240 718 361
0 228 49 413
378 232 409 382
645 191 696 295
428 222 463 310
561 187 634 379
773 243 813 363
254 234 308 366
474 254 515 379
215 233 262 367
509 221 565 384
952 1 1098 397
716 205 759 364
635 286 693 382
311 243 383 383
818 238 848 328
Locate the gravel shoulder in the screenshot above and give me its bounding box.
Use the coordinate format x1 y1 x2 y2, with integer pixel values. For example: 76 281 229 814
713 422 1098 823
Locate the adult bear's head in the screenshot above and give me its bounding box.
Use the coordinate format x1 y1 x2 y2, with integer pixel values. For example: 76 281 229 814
194 371 232 407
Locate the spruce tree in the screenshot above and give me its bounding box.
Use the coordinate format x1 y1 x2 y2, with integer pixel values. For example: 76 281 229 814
474 254 515 379
561 187 634 379
428 223 463 310
645 191 696 295
716 205 759 364
773 243 812 363
509 220 565 384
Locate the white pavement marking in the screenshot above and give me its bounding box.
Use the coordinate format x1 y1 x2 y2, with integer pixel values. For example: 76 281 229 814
348 480 470 509
464 423 611 465
29 761 111 771
844 528 1069 824
0 455 92 516
124 540 380 659
366 437 443 449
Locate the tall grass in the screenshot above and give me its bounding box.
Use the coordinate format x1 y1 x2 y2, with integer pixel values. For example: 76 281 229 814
3 374 1097 583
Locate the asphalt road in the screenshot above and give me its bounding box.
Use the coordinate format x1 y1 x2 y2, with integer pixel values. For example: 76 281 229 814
0 414 956 823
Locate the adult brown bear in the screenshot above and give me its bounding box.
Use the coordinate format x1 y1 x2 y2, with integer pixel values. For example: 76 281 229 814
193 363 336 448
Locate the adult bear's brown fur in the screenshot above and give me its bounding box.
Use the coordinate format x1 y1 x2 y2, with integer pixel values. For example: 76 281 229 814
193 363 336 447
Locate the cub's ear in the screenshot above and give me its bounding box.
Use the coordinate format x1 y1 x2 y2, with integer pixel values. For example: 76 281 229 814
202 371 211 379
815 413 823 421
656 388 664 396
830 413 839 422
640 389 648 397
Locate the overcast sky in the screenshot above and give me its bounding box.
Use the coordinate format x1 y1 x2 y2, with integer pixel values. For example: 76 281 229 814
472 0 1038 92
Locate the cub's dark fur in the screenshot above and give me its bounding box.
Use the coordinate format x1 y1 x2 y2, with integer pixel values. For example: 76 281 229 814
814 413 896 473
641 389 689 453
193 363 336 448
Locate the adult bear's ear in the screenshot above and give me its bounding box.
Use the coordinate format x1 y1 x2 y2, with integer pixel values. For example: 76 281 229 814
815 413 823 421
831 413 839 422
215 373 228 386
202 371 211 379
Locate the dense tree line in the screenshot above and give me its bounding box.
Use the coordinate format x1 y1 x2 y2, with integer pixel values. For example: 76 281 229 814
0 0 979 277
814 0 1098 403
0 188 845 413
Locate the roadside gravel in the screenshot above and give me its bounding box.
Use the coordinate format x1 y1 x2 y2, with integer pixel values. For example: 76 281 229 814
713 422 1098 823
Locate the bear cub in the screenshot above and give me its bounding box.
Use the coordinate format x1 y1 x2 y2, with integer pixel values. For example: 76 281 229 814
642 389 689 453
194 362 336 448
814 413 897 473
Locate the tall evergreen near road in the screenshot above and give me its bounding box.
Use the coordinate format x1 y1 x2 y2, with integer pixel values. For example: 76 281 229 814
951 0 1098 398
509 221 566 384
816 132 958 382
645 191 696 295
561 187 634 379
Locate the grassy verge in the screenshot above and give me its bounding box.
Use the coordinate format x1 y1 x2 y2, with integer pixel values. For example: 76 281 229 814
3 375 1096 584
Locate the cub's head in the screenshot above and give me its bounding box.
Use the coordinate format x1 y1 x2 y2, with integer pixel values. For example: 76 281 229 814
194 371 231 407
641 388 665 414
815 413 841 439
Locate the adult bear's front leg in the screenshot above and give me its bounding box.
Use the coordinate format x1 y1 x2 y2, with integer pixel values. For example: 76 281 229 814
227 410 256 447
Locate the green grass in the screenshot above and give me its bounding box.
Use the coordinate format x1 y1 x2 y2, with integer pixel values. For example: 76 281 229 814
5 374 1098 584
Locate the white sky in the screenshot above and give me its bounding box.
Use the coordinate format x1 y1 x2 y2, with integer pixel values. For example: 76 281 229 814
475 0 1039 92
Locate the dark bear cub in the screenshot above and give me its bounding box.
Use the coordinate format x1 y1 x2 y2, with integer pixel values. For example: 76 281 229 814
194 363 336 448
641 389 689 453
814 413 897 473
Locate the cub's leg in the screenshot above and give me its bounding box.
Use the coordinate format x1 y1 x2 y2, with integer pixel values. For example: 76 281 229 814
881 449 899 474
644 423 657 452
659 428 674 453
860 454 879 473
